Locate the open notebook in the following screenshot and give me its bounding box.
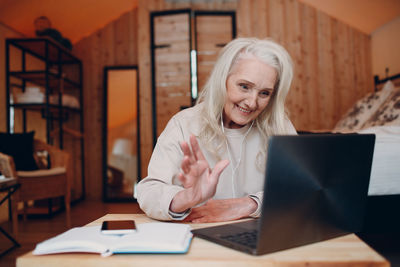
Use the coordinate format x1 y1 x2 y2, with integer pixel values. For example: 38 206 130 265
33 222 192 256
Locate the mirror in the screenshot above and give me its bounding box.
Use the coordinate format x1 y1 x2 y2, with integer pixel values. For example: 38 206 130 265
103 66 140 201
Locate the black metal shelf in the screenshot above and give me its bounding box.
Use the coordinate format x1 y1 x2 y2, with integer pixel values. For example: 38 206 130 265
7 38 81 64
5 38 85 202
10 103 81 113
9 70 81 90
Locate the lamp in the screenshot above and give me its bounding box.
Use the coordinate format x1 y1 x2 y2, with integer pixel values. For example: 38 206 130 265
112 138 132 155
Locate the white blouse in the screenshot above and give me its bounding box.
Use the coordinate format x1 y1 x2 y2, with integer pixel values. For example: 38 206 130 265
137 103 297 220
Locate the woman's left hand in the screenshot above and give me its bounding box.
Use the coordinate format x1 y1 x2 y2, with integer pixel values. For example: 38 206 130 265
183 197 257 223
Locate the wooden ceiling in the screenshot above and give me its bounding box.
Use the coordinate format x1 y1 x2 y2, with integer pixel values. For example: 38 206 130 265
0 0 399 44
0 0 138 43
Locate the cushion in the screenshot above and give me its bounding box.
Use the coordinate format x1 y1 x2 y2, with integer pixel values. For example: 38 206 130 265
362 87 400 128
0 131 39 171
17 167 66 177
334 81 395 132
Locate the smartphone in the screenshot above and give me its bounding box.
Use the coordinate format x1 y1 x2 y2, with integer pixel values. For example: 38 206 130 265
101 220 137 235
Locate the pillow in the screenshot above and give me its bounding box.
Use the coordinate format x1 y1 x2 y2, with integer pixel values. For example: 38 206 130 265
0 131 39 171
334 81 395 132
362 87 400 128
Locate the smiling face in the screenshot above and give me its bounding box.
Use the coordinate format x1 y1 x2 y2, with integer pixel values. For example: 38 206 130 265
223 55 277 129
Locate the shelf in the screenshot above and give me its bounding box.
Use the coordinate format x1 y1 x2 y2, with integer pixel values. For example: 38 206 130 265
9 71 81 90
7 38 80 64
11 103 80 122
10 103 81 113
6 38 85 201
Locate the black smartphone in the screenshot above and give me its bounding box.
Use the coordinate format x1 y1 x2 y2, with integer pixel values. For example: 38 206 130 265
100 220 137 235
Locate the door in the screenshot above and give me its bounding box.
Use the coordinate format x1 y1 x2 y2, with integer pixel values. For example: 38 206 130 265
194 11 236 95
151 10 236 145
151 10 192 140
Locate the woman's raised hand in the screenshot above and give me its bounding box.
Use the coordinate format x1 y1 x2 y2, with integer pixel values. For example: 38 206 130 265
169 135 229 213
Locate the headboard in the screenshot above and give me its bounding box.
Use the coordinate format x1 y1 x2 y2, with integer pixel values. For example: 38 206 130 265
374 72 400 91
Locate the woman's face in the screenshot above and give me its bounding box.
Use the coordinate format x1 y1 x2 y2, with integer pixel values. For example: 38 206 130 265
223 56 277 129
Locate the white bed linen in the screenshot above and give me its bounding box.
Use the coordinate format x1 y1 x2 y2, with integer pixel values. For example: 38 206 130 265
358 126 400 195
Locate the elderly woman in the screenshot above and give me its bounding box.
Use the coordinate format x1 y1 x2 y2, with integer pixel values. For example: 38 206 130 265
137 37 297 223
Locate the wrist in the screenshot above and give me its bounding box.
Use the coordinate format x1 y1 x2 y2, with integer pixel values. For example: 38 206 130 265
240 196 258 217
170 188 200 213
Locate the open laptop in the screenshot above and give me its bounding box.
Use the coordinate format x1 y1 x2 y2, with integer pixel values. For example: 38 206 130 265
192 134 375 255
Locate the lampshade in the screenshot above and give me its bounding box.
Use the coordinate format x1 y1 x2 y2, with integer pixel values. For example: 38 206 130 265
112 138 132 155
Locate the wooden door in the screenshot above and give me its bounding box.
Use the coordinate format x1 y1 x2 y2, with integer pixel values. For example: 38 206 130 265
195 12 236 94
152 11 191 139
151 10 235 143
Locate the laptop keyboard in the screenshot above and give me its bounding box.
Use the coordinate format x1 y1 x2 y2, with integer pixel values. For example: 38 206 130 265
220 230 258 249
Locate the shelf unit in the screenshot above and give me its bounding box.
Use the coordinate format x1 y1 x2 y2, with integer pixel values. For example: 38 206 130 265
5 38 85 204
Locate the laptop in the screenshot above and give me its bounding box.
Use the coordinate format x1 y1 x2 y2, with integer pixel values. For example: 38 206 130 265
192 134 375 255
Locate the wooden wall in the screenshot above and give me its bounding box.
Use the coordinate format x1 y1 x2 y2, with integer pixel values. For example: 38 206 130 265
238 0 373 130
0 23 23 131
138 0 372 177
0 24 23 222
74 0 372 199
137 0 238 198
73 10 138 199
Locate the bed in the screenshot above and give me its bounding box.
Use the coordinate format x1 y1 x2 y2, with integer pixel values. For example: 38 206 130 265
333 74 400 197
301 73 400 233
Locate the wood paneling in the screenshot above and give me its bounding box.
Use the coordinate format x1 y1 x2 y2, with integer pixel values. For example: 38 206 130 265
236 0 373 131
0 23 24 132
137 0 236 183
300 3 319 128
284 0 303 126
196 14 234 93
72 0 372 199
73 10 138 199
316 11 336 129
154 13 191 136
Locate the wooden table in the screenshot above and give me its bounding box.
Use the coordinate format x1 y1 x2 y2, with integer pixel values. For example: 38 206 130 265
17 214 390 267
0 177 20 257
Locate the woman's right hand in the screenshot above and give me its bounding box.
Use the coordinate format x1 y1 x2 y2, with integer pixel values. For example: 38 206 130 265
169 135 229 213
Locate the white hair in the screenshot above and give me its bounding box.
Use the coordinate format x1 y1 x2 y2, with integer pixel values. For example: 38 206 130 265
196 37 294 166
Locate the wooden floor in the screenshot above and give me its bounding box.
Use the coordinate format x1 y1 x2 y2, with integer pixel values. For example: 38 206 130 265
0 199 143 267
1 200 399 267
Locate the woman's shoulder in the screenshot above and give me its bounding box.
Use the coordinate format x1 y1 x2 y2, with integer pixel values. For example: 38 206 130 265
283 117 297 134
161 103 205 138
172 102 204 123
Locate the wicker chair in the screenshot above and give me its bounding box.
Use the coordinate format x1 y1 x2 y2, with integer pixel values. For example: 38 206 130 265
0 139 71 230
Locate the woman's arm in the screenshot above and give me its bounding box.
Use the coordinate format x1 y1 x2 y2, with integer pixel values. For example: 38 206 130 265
137 114 229 221
170 135 229 213
136 117 187 220
183 197 258 223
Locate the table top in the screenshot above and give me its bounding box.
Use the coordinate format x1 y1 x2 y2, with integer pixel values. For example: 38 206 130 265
16 214 390 267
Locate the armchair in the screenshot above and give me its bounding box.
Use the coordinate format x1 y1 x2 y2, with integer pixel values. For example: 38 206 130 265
0 139 71 228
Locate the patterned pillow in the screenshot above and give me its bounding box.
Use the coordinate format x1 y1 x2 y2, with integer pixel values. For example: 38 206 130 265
334 81 395 132
362 87 400 128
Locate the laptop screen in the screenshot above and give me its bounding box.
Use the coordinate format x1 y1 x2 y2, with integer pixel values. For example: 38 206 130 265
256 134 375 254
193 134 375 255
